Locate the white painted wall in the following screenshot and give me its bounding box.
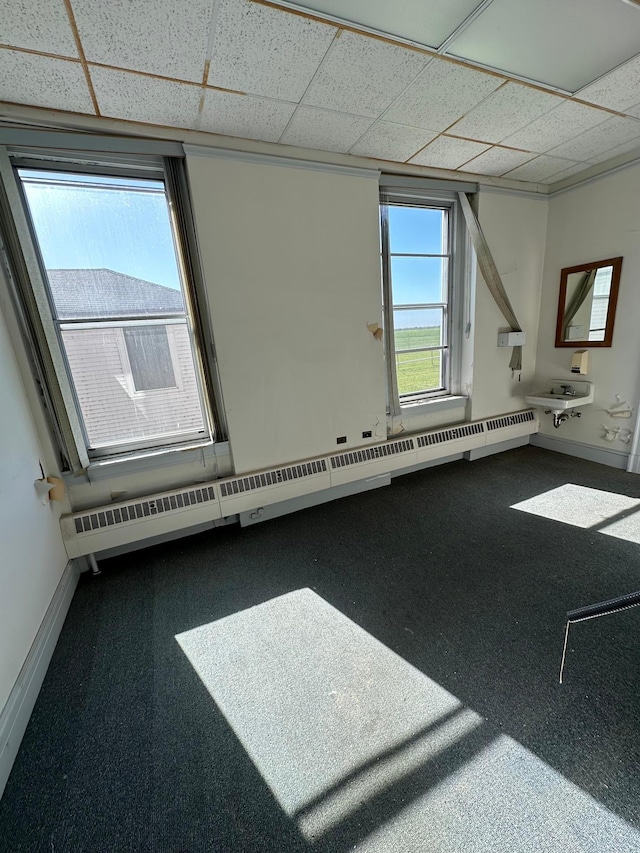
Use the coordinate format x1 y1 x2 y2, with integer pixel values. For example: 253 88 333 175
535 164 640 452
469 190 548 421
0 294 69 713
187 154 387 474
67 161 551 506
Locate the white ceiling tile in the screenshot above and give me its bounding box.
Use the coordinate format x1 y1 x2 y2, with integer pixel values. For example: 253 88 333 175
576 55 640 111
2 1 78 57
462 146 535 177
72 0 213 82
280 106 373 153
288 1 487 49
302 31 427 118
448 0 640 92
501 100 610 153
199 91 297 142
350 121 438 161
408 135 490 170
588 136 640 165
547 116 640 162
208 0 337 101
504 154 580 182
384 57 503 132
90 67 201 128
447 82 562 143
0 50 94 113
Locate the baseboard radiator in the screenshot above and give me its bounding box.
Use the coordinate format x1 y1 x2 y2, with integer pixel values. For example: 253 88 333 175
60 409 538 557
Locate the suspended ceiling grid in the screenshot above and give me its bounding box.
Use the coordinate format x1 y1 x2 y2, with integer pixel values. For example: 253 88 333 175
2 0 640 187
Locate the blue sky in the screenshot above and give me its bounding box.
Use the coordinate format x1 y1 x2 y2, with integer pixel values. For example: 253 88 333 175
388 205 446 329
20 171 181 291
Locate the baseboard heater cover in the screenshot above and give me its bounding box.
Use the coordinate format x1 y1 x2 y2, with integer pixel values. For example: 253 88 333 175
61 481 223 558
60 409 537 556
217 458 331 515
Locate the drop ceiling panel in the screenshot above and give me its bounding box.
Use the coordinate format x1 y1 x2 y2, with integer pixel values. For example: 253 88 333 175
576 56 640 112
448 0 640 92
89 67 201 127
547 116 640 162
350 121 438 161
280 0 485 49
462 146 534 177
383 57 503 133
302 31 428 118
199 91 297 142
0 50 94 113
3 1 79 57
208 0 337 101
448 82 562 144
71 0 213 82
588 136 640 165
408 135 490 170
502 100 610 153
280 106 373 152
504 154 580 183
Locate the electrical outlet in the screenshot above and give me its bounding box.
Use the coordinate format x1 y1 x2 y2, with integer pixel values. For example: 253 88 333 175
336 436 347 444
362 430 372 438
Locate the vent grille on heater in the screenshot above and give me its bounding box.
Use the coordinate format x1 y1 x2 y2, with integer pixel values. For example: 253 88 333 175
73 485 217 535
417 422 485 448
219 459 328 497
330 438 414 469
485 410 535 431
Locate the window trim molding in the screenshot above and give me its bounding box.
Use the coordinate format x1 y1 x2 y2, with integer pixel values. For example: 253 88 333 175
381 190 467 417
0 146 90 470
0 147 222 469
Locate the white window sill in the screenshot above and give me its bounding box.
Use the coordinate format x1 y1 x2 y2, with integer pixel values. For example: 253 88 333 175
64 440 231 483
397 395 468 417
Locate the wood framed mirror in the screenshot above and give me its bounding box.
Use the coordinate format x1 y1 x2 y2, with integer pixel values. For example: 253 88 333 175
555 256 622 348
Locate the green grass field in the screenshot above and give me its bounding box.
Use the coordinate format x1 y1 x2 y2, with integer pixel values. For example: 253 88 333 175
394 327 442 395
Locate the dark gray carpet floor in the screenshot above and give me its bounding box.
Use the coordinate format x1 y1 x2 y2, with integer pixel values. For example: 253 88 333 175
2 446 640 852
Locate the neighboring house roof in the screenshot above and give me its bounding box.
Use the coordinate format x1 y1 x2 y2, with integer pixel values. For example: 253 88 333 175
46 268 185 319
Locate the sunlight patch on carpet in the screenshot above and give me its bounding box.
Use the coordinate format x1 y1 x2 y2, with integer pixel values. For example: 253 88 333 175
176 588 640 851
511 483 640 542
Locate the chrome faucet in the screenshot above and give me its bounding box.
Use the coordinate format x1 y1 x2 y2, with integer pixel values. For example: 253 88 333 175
560 384 576 396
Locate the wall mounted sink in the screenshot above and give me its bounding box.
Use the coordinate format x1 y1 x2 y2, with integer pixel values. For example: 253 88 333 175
526 380 594 412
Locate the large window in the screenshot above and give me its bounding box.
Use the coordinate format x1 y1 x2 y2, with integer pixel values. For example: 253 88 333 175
16 167 211 457
381 196 460 410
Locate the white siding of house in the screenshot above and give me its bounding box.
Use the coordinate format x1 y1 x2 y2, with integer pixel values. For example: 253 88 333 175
62 323 205 448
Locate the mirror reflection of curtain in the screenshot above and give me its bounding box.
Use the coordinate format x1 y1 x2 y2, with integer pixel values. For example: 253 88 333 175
562 268 596 340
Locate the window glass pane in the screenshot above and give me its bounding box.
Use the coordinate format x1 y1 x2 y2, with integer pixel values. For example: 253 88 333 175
390 257 446 305
20 171 182 317
396 350 442 395
124 326 175 391
60 323 205 449
394 308 443 350
388 205 446 255
20 169 207 452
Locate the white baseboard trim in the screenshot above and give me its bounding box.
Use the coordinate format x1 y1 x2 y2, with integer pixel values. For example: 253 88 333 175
530 433 629 470
0 559 82 799
627 453 640 474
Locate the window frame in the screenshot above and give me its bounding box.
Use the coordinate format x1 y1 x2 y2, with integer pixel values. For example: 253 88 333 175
380 189 466 416
0 148 222 467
